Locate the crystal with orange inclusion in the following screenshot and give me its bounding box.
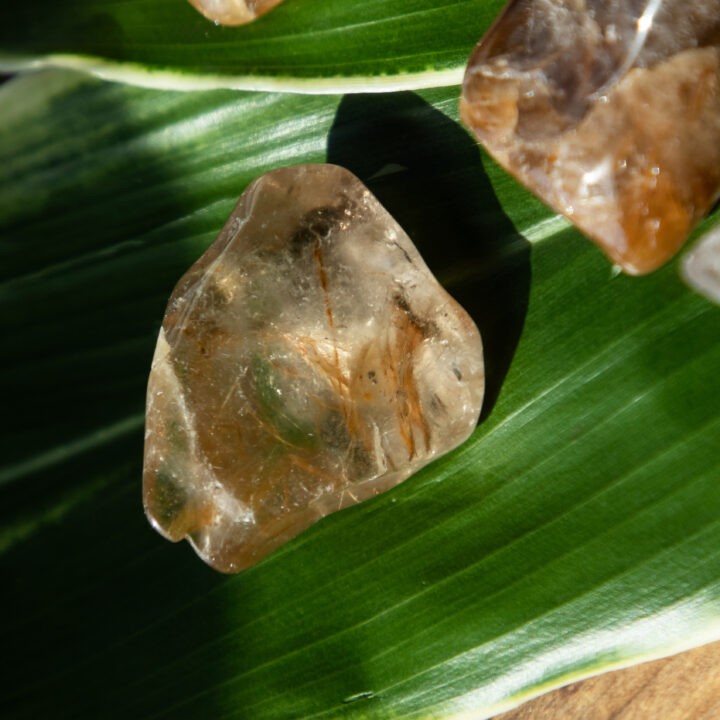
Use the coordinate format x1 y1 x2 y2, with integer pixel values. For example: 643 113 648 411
460 0 720 274
143 165 484 572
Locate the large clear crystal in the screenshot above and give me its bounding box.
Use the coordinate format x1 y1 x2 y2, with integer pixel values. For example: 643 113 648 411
143 165 484 572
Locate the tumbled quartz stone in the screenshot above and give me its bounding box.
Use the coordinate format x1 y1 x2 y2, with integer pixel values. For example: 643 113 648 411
187 0 284 25
682 224 720 305
143 164 484 573
460 0 720 275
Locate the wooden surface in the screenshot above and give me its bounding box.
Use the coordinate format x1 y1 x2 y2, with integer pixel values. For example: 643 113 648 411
495 640 720 720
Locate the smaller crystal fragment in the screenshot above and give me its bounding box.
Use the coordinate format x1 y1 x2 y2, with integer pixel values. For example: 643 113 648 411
143 164 484 572
682 225 720 305
187 0 284 25
460 0 720 275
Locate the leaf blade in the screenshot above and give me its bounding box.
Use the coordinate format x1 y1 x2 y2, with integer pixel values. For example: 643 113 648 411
0 0 504 91
2 70 720 720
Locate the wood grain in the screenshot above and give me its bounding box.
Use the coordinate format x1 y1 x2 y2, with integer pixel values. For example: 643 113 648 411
494 640 720 720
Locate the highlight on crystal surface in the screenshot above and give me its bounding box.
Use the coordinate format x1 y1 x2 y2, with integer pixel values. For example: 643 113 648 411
460 0 720 275
187 0 284 25
143 164 484 573
682 225 720 305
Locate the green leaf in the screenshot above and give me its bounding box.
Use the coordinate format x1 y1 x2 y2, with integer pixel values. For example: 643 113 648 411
0 0 504 92
3 69 720 720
